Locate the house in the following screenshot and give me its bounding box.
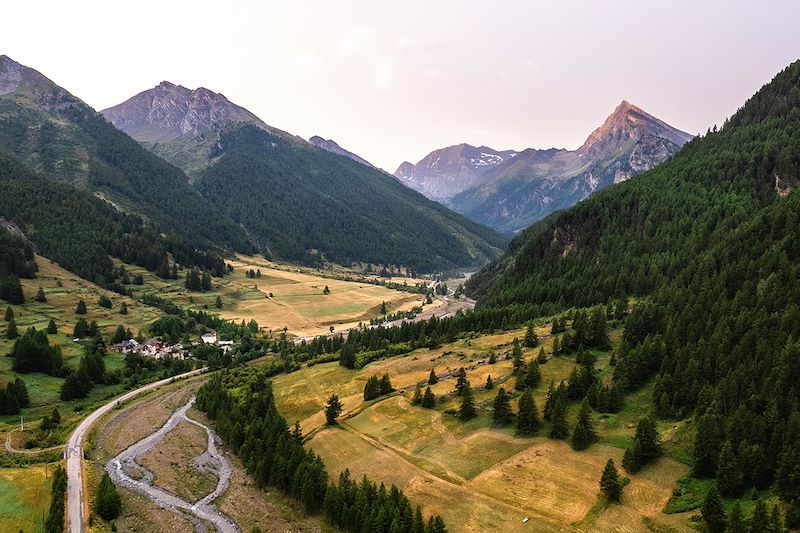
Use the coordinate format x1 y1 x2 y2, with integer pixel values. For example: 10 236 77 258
113 339 141 354
219 340 235 354
201 332 218 344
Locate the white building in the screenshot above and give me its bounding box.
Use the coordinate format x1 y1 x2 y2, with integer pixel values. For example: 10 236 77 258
201 332 218 344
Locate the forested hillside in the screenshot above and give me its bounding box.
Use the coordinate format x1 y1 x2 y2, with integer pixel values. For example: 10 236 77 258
467 61 800 519
0 152 227 291
197 125 507 272
0 55 251 253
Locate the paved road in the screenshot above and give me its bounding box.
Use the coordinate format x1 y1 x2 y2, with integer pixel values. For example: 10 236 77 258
106 397 238 533
65 368 207 533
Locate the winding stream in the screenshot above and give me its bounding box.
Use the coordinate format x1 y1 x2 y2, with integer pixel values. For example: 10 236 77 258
105 396 239 533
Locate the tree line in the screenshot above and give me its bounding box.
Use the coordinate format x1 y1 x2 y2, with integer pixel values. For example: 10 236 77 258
196 366 448 533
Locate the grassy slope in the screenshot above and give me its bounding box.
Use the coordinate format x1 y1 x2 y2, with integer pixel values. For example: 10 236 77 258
270 323 693 533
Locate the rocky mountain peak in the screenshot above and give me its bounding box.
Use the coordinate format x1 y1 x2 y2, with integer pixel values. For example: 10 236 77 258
579 100 693 157
101 82 269 143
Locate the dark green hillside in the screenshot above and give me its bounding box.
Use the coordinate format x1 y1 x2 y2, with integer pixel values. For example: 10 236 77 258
197 125 507 272
0 56 250 252
0 153 227 290
469 61 800 308
467 61 800 518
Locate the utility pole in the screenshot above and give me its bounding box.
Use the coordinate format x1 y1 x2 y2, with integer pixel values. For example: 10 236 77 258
20 414 23 432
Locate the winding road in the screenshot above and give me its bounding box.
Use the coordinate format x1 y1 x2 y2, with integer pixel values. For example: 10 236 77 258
65 368 207 533
106 396 238 533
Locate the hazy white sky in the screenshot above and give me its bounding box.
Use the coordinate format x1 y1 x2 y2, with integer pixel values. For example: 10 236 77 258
3 1 800 170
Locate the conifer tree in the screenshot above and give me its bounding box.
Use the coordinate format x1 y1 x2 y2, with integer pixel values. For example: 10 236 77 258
549 396 569 439
695 408 725 477
95 471 122 520
599 458 622 501
215 295 223 309
701 483 726 533
46 319 57 334
35 287 46 303
428 369 438 384
4 306 12 321
324 394 343 425
511 338 524 373
725 502 746 533
749 500 769 533
537 348 547 364
6 317 17 340
517 388 540 436
459 382 477 420
543 380 556 420
485 375 494 390
421 386 436 408
488 352 497 364
119 302 128 315
524 323 538 347
411 384 422 405
76 299 87 315
716 441 742 497
454 367 468 396
622 416 662 473
492 387 513 425
571 398 597 450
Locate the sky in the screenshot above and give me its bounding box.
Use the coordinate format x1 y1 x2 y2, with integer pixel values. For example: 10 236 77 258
3 1 800 170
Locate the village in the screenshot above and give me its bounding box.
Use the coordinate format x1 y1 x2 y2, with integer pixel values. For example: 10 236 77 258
111 331 235 361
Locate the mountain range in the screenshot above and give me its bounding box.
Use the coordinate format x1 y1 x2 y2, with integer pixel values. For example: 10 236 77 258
101 81 506 272
396 101 693 233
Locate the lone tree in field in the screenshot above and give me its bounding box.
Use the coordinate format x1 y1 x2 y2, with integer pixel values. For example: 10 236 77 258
324 394 343 425
46 319 57 335
549 396 569 439
428 369 438 384
119 302 128 315
215 295 223 309
454 367 468 396
701 483 726 533
492 387 513 425
459 382 477 420
622 416 661 473
485 375 494 390
76 299 87 315
95 471 122 520
524 323 538 347
599 458 622 501
6 317 18 340
571 398 597 450
35 287 47 303
4 306 12 321
517 389 541 436
323 285 330 294
421 386 436 408
537 348 547 364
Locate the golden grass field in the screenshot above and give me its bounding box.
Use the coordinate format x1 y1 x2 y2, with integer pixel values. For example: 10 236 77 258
271 325 693 533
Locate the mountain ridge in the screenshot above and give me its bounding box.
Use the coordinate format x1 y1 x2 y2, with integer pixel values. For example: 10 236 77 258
398 101 692 232
102 83 508 272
